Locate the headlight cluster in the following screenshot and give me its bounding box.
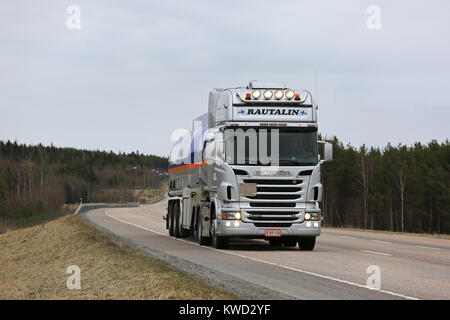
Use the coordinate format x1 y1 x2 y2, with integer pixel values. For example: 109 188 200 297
247 89 299 100
304 212 320 221
222 211 241 220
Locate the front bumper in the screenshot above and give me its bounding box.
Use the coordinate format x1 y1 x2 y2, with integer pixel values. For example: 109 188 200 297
216 220 321 238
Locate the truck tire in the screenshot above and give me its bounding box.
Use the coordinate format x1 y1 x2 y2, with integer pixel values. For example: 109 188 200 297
168 202 174 236
192 206 199 240
197 212 210 245
298 237 316 251
212 223 228 249
174 201 189 238
269 238 283 247
174 201 181 238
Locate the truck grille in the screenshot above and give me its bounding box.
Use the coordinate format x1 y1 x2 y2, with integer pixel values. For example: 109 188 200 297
241 178 305 225
249 202 295 207
247 211 299 221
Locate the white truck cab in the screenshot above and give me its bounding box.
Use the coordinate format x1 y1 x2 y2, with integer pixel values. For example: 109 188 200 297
166 81 333 250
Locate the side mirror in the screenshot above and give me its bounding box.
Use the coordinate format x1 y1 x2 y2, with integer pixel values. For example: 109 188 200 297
324 142 333 161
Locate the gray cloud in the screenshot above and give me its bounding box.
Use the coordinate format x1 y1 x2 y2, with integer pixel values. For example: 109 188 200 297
0 0 449 156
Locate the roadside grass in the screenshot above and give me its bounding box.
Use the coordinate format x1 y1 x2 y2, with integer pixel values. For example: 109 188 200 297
0 214 237 300
323 226 450 240
0 204 79 234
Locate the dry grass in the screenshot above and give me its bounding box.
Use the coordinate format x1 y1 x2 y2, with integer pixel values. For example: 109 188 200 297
0 214 237 300
0 222 8 234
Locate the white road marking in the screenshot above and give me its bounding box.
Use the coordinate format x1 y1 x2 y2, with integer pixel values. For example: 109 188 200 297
361 250 392 257
372 240 392 244
339 235 357 240
415 245 440 250
102 209 418 300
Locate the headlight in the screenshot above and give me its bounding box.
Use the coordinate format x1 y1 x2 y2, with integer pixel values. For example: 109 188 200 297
304 212 320 221
252 90 261 99
221 211 241 220
274 90 284 100
263 90 273 99
285 89 295 100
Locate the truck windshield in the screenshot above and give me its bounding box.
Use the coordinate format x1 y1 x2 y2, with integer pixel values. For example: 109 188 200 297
224 127 318 166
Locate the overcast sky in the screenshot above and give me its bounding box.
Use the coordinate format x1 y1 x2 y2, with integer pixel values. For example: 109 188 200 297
1 0 449 157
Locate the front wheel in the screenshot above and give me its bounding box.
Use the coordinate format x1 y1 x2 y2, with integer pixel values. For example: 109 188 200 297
212 223 228 249
298 237 316 251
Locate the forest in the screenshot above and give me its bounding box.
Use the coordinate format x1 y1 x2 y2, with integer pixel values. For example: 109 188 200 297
0 138 449 234
0 140 168 223
321 139 449 234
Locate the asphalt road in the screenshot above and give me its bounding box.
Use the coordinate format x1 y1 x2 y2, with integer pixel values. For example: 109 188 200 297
83 198 450 300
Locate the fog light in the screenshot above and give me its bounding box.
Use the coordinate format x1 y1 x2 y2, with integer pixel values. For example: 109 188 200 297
225 221 231 227
314 222 319 227
306 222 312 228
234 221 240 227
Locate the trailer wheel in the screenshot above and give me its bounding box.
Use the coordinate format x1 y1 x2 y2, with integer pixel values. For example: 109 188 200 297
192 206 199 240
197 212 210 245
174 201 181 238
177 204 190 238
298 237 316 251
168 202 174 237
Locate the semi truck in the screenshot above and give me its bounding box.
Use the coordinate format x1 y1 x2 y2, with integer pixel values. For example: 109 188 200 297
165 81 333 250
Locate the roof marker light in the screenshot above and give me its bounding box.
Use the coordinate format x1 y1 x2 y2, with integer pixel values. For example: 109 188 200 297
245 93 251 100
263 90 273 99
286 89 295 100
295 93 301 100
274 90 284 100
252 90 261 99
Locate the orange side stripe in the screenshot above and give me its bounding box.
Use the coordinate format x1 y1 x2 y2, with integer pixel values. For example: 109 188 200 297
168 161 208 173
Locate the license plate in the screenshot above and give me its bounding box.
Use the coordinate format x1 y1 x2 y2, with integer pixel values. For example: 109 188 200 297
265 229 282 237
